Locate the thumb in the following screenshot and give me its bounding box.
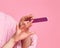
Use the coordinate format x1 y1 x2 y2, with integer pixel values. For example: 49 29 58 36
16 24 22 35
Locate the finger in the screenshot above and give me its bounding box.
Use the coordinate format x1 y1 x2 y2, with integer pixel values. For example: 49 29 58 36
30 19 33 23
26 20 33 28
25 14 33 19
16 24 20 30
28 15 33 19
28 20 33 25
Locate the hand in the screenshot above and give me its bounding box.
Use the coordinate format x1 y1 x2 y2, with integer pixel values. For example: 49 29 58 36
13 14 34 42
19 14 33 32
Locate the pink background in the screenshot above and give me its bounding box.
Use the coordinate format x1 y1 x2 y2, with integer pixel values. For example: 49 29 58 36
0 0 60 48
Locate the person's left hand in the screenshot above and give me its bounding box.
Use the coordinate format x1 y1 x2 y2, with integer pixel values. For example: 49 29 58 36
13 14 34 42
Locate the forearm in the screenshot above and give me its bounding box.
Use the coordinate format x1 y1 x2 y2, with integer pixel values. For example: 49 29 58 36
2 37 16 48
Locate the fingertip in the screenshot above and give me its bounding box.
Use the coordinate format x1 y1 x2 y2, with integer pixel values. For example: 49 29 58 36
31 20 33 23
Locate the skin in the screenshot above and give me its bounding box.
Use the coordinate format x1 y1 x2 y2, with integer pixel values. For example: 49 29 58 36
20 15 33 48
2 14 34 48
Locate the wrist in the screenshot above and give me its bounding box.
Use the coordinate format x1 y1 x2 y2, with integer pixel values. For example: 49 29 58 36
12 36 18 44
